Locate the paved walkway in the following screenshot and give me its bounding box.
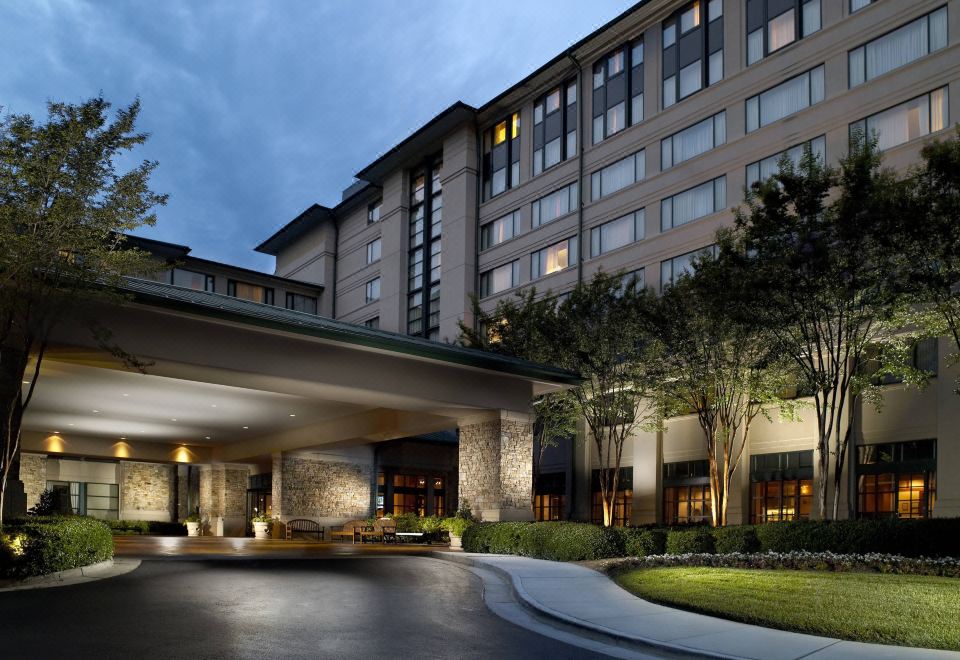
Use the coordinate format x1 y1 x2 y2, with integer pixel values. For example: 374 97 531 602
434 552 960 660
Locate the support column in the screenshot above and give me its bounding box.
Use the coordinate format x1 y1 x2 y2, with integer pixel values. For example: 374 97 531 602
198 464 249 536
458 411 534 522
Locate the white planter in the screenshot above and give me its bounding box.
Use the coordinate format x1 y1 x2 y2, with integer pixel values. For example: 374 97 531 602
253 521 271 539
449 534 462 549
185 522 200 537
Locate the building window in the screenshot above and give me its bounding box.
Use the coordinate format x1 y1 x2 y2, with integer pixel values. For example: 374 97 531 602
746 135 826 188
532 182 578 228
365 277 381 303
480 261 519 297
749 450 814 523
851 0 874 11
408 160 442 340
46 481 119 520
746 65 824 132
366 237 382 264
663 459 711 525
590 210 645 257
534 472 566 521
531 238 577 280
480 210 519 250
746 0 821 66
228 280 274 305
483 112 520 199
661 111 725 170
863 337 939 385
285 293 318 315
857 440 936 519
660 245 717 290
591 468 632 527
662 0 723 109
170 268 215 292
849 8 947 88
850 88 948 152
367 199 382 224
619 269 645 294
378 473 446 518
592 39 644 145
661 176 725 231
534 79 577 175
590 150 645 201
363 317 379 329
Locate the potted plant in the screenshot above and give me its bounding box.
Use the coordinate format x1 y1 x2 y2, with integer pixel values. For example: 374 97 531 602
184 513 201 537
442 516 472 549
251 512 273 539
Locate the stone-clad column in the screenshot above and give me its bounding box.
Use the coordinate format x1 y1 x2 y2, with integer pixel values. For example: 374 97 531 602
198 464 249 537
458 411 534 522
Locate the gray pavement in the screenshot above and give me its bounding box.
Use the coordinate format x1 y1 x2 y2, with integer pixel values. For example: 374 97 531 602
0 555 610 659
435 553 960 660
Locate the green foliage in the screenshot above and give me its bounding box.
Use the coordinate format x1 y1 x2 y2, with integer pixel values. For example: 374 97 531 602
462 521 625 561
442 516 473 537
390 513 423 533
250 512 273 524
753 519 960 557
666 528 716 555
622 528 667 557
1 516 113 578
105 519 149 534
184 513 200 524
27 488 58 516
712 525 760 554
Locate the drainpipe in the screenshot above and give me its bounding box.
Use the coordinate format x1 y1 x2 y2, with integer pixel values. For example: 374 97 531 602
330 216 339 319
567 52 585 284
473 119 483 335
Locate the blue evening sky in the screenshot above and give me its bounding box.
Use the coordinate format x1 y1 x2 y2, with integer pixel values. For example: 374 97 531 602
1 1 635 271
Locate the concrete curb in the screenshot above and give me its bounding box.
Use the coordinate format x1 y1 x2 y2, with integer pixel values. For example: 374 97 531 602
0 558 142 591
431 551 728 659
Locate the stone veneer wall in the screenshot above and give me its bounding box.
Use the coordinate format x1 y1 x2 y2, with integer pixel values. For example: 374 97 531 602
199 464 249 535
459 416 533 521
20 453 47 510
120 461 175 521
274 454 372 521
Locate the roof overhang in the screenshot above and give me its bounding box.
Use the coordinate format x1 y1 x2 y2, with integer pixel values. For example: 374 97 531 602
254 204 333 256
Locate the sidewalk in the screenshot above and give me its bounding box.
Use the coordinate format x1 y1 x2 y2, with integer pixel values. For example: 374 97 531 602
434 552 960 660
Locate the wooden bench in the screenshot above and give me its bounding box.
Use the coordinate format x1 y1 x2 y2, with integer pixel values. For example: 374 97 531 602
285 518 324 541
375 518 397 543
330 519 367 544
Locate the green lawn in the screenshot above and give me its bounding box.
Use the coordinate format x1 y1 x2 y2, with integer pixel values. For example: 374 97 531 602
615 567 960 651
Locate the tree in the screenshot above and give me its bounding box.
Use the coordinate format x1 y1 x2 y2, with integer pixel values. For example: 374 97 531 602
531 391 577 510
653 235 800 526
462 272 665 526
731 138 924 520
0 97 166 524
894 128 960 392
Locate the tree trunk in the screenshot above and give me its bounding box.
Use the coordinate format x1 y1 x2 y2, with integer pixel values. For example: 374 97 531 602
0 344 30 527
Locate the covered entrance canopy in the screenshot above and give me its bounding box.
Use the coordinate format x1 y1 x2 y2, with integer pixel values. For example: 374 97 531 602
19 279 577 532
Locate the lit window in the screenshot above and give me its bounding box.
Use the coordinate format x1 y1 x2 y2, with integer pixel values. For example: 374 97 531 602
663 0 723 108
483 112 521 199
531 237 577 279
228 280 274 305
747 1 821 66
850 87 948 151
591 38 644 145
533 79 577 175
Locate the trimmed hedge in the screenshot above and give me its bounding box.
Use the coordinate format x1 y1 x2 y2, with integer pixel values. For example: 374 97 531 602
460 518 960 562
1 516 113 578
463 521 624 561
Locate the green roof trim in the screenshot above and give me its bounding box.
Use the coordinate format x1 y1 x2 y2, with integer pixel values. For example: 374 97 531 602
121 278 582 386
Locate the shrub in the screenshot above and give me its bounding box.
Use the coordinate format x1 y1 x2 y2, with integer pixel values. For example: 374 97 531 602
463 521 624 561
106 520 150 535
28 489 58 516
752 519 960 558
442 517 473 537
420 516 444 535
1 516 113 579
713 525 760 554
666 528 715 555
391 513 423 533
623 528 667 557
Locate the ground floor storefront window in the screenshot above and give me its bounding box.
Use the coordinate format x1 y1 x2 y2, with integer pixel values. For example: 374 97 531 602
47 480 119 519
663 460 711 525
749 450 813 524
376 471 445 518
534 472 565 521
591 467 632 526
857 440 936 519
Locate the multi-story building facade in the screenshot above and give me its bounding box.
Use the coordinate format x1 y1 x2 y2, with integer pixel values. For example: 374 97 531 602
248 0 960 526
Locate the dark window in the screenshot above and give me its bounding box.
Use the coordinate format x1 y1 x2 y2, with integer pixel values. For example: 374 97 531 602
662 0 723 109
285 292 318 315
228 280 274 305
483 112 520 200
857 440 936 519
363 317 379 329
534 78 577 175
408 160 442 340
171 268 215 292
746 0 821 66
592 39 643 145
850 0 874 12
591 468 632 526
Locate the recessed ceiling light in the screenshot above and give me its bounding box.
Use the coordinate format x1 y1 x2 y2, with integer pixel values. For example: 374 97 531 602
68 423 74 427
52 431 60 434
92 410 100 414
211 404 217 408
22 381 30 385
204 436 211 440
289 414 296 417
120 437 126 440
171 418 177 422
122 393 129 397
242 426 249 429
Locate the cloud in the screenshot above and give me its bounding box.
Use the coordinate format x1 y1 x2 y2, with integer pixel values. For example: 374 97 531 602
1 0 634 270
